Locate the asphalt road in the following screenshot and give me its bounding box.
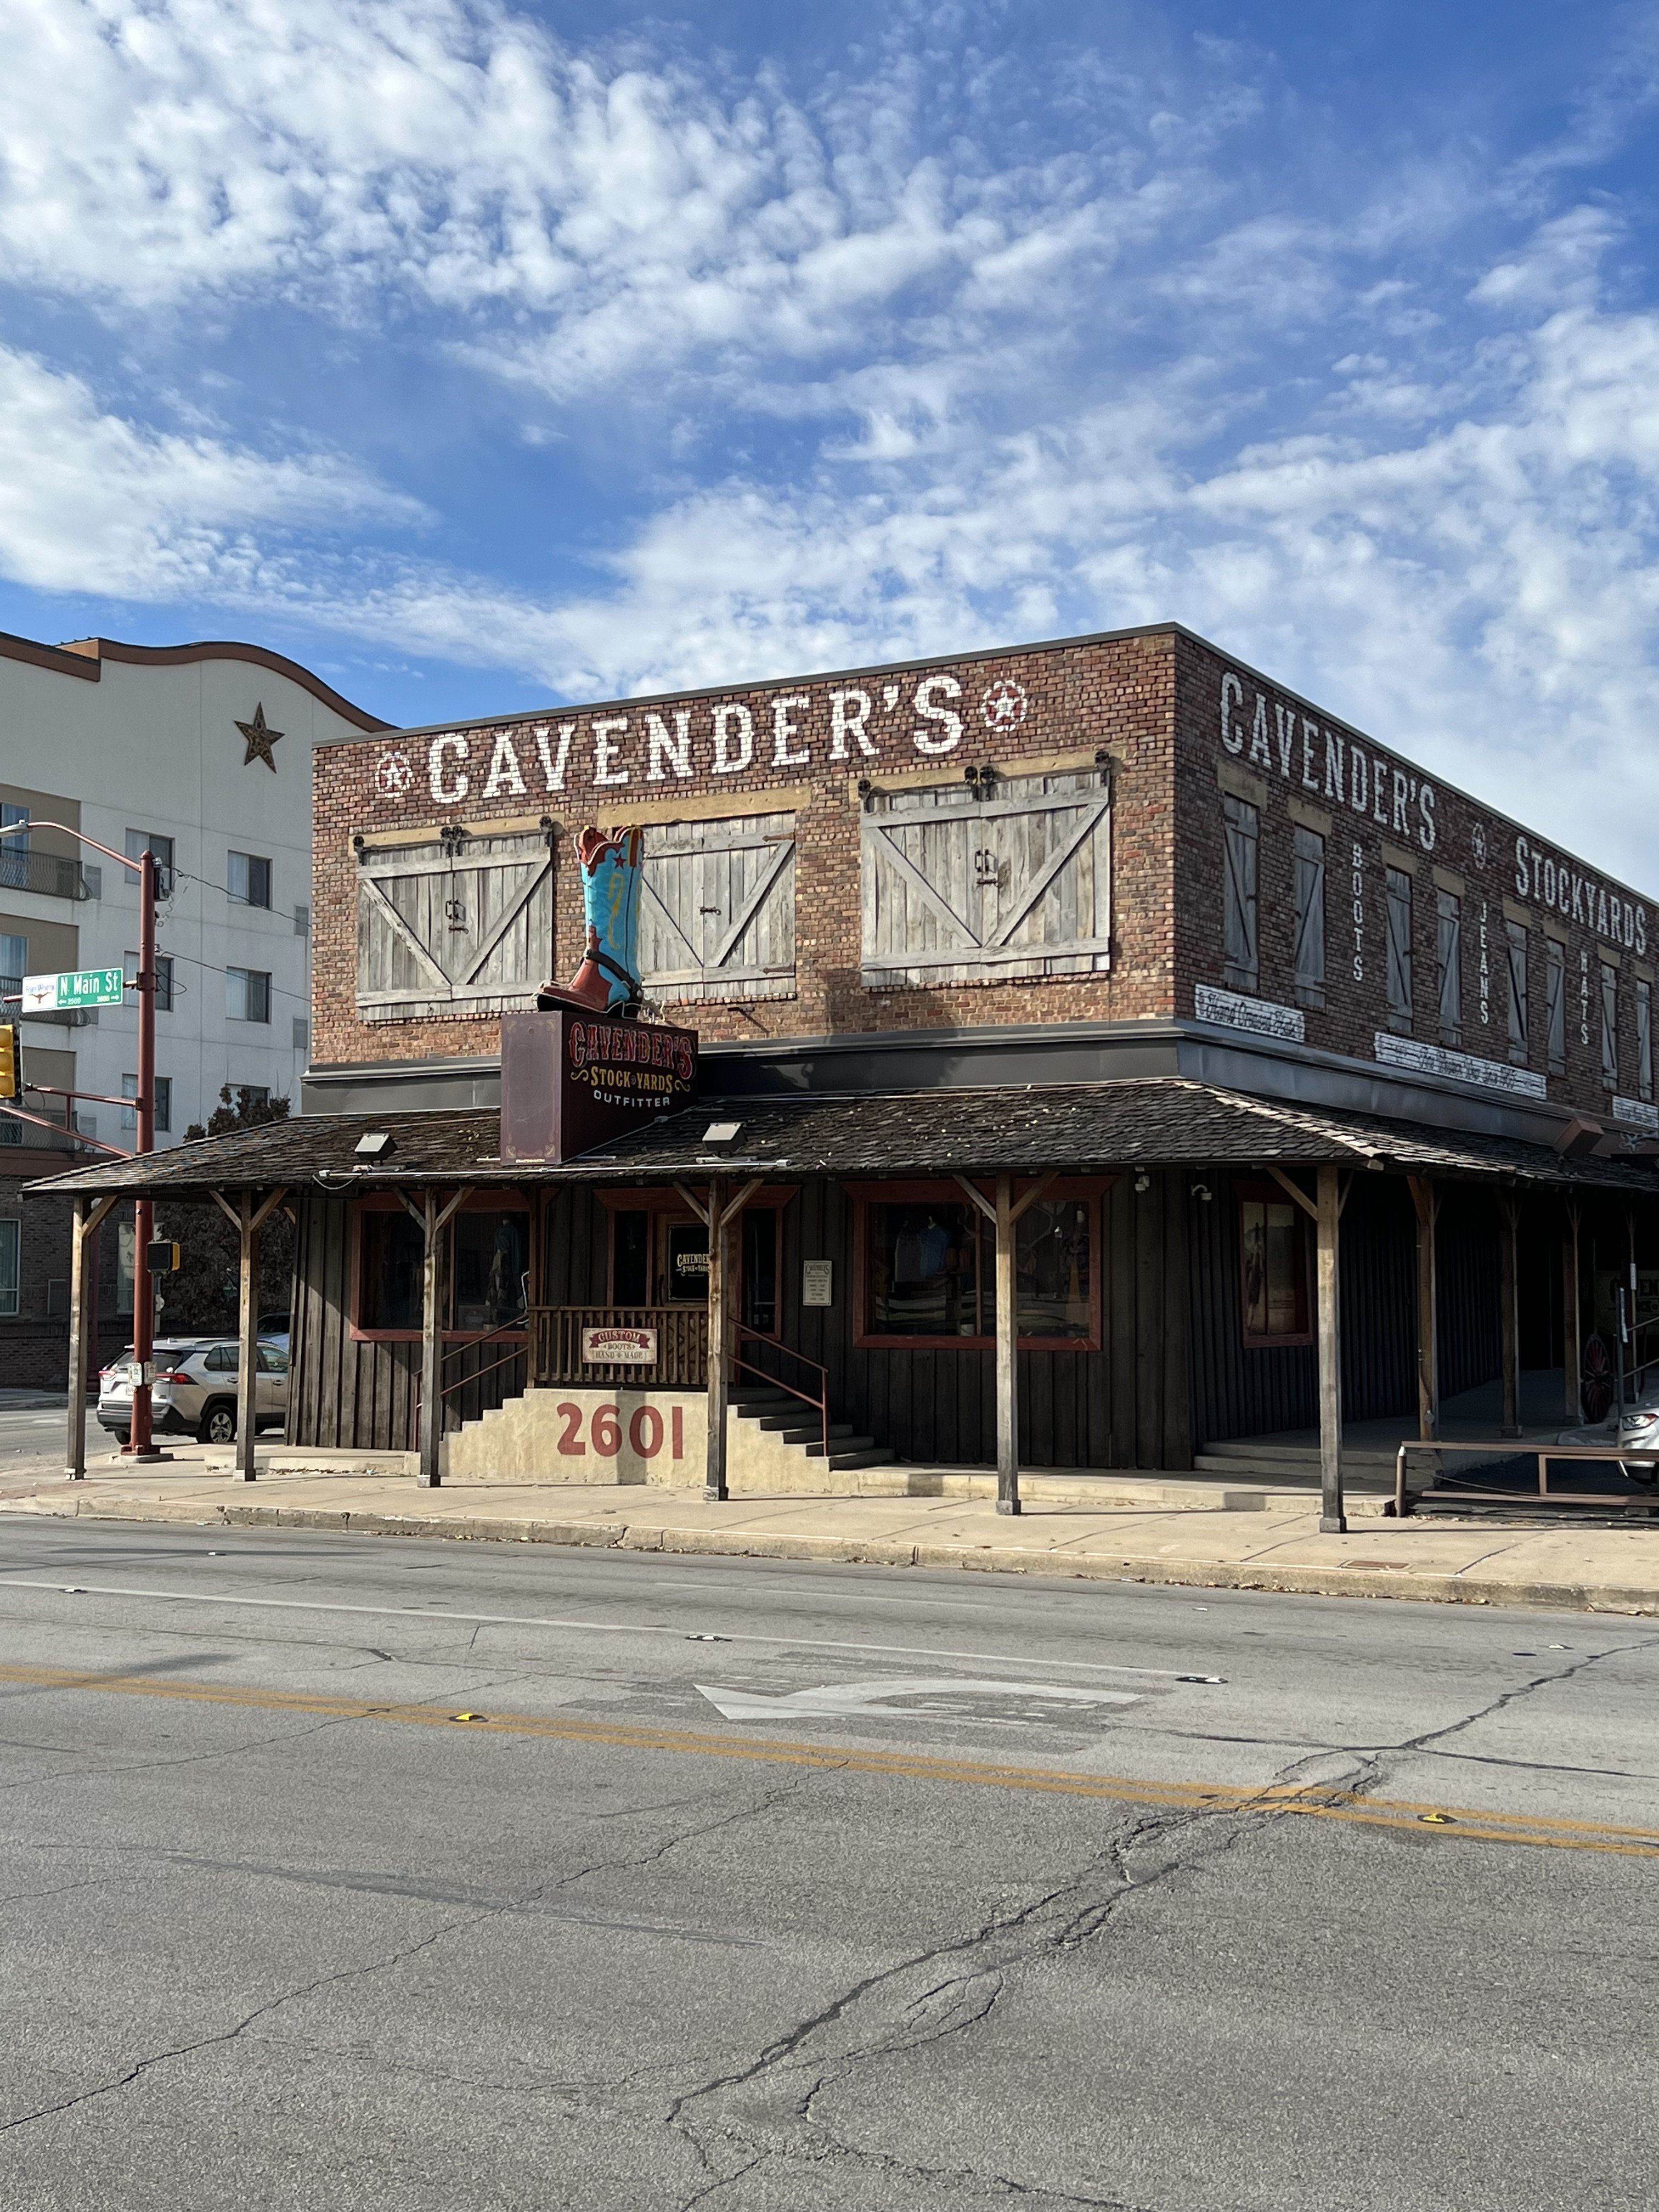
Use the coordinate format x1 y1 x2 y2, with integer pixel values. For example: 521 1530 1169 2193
0 1521 1655 2211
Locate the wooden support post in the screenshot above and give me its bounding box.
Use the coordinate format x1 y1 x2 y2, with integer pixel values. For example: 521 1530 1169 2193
65 1195 89 1482
66 1194 119 1481
1564 1202 1582 1423
1498 1194 1521 1438
994 1173 1019 1515
1316 1163 1345 1534
209 1187 290 1481
420 1189 443 1488
953 1171 1053 1516
405 1184 473 1488
1407 1175 1439 1442
704 1177 729 1500
237 1191 259 1482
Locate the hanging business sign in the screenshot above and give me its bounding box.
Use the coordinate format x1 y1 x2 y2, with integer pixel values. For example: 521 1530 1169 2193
580 1325 659 1365
499 1007 698 1163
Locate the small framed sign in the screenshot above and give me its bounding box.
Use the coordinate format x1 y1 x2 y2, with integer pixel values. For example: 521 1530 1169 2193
580 1325 658 1365
802 1260 833 1308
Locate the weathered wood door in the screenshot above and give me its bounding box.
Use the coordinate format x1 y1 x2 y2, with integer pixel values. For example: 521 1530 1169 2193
356 828 555 1020
637 813 796 1003
861 771 1111 986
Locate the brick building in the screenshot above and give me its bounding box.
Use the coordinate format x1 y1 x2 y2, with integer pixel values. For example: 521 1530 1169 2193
35 623 1659 1513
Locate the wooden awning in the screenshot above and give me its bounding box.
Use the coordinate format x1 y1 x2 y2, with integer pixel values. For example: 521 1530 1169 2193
24 1076 1659 1199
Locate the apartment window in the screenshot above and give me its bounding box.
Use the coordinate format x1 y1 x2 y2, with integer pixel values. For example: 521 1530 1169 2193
1385 868 1413 1032
1292 827 1325 1008
1639 979 1653 1106
121 1075 172 1134
1436 889 1462 1046
1238 1186 1311 1345
227 852 272 909
234 1084 271 1111
123 830 174 896
227 967 272 1023
1505 921 1528 1065
0 930 24 996
1222 795 1259 992
1602 962 1618 1088
0 1218 18 1316
1546 938 1566 1074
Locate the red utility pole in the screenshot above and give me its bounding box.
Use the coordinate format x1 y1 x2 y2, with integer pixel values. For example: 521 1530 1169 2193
125 848 164 1460
0 818 166 1457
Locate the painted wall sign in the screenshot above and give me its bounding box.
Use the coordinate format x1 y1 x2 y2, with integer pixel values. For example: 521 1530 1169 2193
499 1007 698 1163
1374 1031 1548 1101
1220 670 1438 853
580 1325 658 1364
407 669 1019 809
1194 984 1306 1042
1513 833 1647 953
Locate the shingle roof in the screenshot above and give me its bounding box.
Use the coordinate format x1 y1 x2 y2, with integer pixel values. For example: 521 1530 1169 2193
25 1077 1659 1198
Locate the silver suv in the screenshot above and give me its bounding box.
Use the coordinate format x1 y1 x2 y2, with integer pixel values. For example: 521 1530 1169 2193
97 1338 290 1446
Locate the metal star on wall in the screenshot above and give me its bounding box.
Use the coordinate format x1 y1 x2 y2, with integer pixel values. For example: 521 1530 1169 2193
236 702 283 771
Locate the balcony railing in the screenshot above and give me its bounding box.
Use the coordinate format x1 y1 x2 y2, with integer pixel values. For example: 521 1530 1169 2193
0 1105 82 1151
0 848 88 900
533 1306 710 1389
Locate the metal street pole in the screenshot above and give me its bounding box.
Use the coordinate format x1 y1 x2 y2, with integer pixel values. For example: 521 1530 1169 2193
124 848 170 1461
0 819 167 1458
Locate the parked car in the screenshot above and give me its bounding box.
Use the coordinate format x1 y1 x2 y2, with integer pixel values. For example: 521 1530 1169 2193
97 1338 290 1445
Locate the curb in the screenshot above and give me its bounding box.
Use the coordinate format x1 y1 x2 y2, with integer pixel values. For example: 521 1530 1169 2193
6 1492 1656 1618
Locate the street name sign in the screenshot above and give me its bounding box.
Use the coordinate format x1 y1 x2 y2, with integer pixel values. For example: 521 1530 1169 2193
20 968 125 1012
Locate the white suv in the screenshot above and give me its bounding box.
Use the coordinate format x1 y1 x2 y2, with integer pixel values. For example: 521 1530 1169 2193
97 1338 290 1446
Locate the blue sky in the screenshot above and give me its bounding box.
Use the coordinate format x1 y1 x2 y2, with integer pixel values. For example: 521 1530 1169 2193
5 1 1659 878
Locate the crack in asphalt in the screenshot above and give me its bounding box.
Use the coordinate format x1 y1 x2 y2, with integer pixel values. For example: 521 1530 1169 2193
1389 1635 1659 1757
656 1782 1288 2210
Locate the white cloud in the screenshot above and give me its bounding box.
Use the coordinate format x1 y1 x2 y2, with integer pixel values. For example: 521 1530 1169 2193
0 346 421 598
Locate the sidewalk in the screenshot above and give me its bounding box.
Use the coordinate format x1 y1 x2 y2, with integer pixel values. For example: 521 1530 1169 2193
3 1458 1656 1618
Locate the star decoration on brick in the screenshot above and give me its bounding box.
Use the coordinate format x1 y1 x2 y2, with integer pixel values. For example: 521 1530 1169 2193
236 702 283 771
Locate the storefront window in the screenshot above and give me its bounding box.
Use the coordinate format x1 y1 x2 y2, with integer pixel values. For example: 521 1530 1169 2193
1239 1191 1310 1344
664 1218 709 1301
358 1209 426 1331
742 1207 778 1334
868 1202 983 1336
1012 1199 1092 1339
861 1192 1096 1346
451 1209 529 1331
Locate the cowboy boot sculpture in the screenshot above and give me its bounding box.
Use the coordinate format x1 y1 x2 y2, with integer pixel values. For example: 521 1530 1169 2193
537 826 645 1015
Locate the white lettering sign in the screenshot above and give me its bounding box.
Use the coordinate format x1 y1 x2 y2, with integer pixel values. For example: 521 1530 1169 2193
1195 985 1306 1042
1374 1031 1548 1100
1220 670 1436 854
1612 1097 1659 1133
403 670 1013 806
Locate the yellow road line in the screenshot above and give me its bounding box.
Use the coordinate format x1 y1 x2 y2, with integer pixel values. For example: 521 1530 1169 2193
2 1660 1654 1859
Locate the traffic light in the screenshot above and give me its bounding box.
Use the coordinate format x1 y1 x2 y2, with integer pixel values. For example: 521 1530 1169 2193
145 1240 181 1274
0 1023 19 1102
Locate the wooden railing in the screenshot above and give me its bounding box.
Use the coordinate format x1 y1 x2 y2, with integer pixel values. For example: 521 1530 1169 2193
532 1306 710 1388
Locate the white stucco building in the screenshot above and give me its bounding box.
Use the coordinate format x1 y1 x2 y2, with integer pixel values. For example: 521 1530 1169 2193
1 628 386 1383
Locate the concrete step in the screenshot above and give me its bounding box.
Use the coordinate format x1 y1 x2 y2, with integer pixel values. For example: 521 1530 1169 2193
748 1409 844 1433
803 1435 878 1458
764 1422 857 1444
1197 1446 1398 1474
826 1446 892 1472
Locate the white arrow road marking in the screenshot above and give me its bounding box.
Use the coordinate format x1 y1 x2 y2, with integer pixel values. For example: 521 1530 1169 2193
695 1677 1141 1722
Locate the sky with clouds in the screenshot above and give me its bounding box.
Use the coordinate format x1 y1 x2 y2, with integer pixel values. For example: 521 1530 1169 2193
4 0 1659 881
